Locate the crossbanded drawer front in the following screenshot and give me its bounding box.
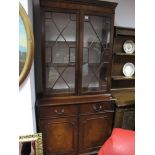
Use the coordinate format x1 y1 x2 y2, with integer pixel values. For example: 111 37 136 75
79 102 114 115
38 105 78 118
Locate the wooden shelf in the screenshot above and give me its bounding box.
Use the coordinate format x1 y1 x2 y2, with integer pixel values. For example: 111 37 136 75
112 76 135 81
111 27 135 89
115 26 135 36
111 87 135 91
114 53 135 56
111 88 135 107
46 62 75 67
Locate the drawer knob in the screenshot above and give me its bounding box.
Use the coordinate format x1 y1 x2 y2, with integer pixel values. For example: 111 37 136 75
93 105 102 112
54 109 65 115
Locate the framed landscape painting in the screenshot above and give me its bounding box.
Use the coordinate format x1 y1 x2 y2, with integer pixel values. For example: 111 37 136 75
19 3 34 86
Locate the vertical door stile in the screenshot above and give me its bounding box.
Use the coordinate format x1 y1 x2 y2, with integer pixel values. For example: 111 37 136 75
108 14 115 92
78 11 84 95
75 11 80 96
41 9 46 94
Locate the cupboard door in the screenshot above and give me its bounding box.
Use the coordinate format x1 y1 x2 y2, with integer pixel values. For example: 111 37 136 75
81 15 112 93
114 107 135 130
44 11 78 95
39 117 78 155
79 112 113 154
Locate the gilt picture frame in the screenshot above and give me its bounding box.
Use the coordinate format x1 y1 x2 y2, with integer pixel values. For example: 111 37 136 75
19 3 34 86
19 133 43 155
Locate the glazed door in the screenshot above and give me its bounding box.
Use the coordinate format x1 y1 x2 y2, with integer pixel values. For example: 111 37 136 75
39 117 78 155
79 112 113 154
81 13 112 94
43 10 79 95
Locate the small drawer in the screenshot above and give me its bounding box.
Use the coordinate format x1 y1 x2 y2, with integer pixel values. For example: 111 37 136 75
38 105 78 118
79 102 114 114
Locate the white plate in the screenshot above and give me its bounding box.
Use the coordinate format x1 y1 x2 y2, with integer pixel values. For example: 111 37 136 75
123 40 135 54
123 63 135 77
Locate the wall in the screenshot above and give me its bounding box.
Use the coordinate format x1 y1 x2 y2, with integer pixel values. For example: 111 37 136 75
105 0 135 28
19 0 36 135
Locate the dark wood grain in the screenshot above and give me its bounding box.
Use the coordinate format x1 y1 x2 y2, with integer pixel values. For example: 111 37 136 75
40 0 118 8
38 94 112 106
37 98 114 155
115 26 135 36
113 36 135 53
79 102 114 114
39 117 78 155
114 53 135 56
40 0 117 14
112 76 135 80
111 88 135 107
114 107 135 130
34 0 117 154
33 0 43 95
111 56 135 76
38 104 78 119
79 112 113 154
111 88 135 131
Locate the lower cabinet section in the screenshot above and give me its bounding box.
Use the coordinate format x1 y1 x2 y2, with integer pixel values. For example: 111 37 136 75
37 100 114 155
114 106 135 130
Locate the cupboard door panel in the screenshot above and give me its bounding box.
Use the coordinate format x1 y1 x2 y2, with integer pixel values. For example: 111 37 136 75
39 117 78 155
79 113 113 154
114 107 135 130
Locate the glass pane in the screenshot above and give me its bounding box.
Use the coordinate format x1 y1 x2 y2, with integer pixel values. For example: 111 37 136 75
44 11 77 93
83 48 88 63
62 67 75 89
82 15 111 92
69 47 75 63
89 42 101 63
46 67 59 89
63 22 76 42
52 12 70 32
89 16 103 41
53 78 69 90
45 48 51 63
82 64 99 88
45 15 59 41
103 18 111 48
52 40 69 63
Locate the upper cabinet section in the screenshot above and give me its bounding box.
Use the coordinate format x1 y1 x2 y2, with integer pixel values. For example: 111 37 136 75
38 0 117 96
